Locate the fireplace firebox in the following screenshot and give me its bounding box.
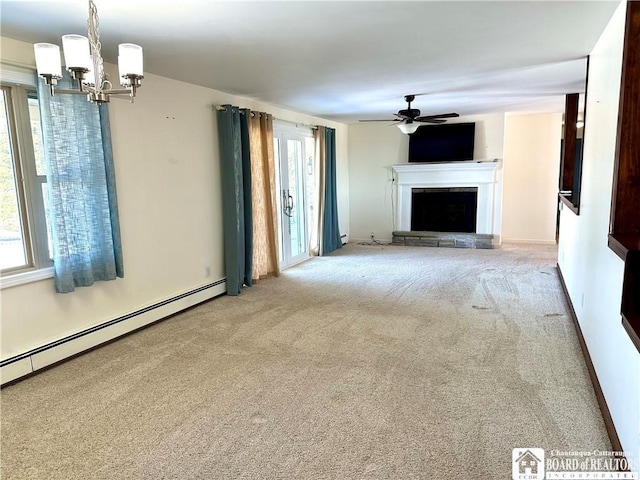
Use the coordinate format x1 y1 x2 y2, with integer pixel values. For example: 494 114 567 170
411 187 478 233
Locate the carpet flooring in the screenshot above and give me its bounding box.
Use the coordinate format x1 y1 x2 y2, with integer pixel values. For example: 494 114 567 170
1 243 610 479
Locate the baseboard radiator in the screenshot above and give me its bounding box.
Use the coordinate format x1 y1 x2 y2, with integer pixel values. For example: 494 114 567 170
0 279 226 386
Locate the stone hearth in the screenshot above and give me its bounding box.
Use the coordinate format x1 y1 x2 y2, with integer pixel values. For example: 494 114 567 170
392 231 494 249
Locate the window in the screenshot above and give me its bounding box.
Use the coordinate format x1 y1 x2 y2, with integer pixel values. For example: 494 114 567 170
0 84 52 278
559 58 589 215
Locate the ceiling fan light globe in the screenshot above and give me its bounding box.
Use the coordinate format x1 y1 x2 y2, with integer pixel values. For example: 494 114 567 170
398 123 420 134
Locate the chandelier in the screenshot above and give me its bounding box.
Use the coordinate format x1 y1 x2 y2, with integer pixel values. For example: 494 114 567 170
33 0 143 104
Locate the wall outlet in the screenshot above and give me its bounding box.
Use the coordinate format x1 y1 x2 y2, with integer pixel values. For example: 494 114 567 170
371 232 375 241
205 266 211 278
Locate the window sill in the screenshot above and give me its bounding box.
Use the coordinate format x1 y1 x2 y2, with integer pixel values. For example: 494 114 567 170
559 193 580 215
608 234 640 261
0 267 54 289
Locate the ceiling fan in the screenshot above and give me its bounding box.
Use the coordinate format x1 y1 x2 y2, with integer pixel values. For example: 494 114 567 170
359 95 460 134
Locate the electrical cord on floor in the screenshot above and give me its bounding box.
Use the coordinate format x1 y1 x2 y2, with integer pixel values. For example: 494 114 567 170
356 239 392 246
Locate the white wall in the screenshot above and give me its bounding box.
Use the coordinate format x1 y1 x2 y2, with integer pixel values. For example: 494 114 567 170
348 113 505 242
502 113 562 243
0 37 349 370
557 0 640 461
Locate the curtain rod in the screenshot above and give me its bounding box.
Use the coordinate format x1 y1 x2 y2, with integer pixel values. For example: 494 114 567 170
214 105 249 113
214 105 319 130
214 105 267 119
273 117 318 130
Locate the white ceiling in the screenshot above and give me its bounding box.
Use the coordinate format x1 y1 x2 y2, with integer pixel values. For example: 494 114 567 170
0 0 620 123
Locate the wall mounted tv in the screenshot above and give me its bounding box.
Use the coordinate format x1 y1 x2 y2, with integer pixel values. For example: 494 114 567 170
408 122 475 163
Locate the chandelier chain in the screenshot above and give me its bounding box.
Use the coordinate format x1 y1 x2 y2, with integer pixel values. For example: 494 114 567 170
87 0 111 92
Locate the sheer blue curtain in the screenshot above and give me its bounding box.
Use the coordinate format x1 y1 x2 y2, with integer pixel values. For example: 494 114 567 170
216 105 252 295
37 73 123 293
321 127 341 255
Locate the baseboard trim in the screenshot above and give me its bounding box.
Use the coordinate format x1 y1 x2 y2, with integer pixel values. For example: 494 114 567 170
556 264 623 452
1 279 226 385
502 239 557 245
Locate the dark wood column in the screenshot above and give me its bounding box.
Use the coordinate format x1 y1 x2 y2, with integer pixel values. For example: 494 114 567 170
608 1 640 352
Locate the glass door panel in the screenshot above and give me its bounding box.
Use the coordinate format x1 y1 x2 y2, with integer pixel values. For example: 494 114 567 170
286 139 305 258
274 129 312 269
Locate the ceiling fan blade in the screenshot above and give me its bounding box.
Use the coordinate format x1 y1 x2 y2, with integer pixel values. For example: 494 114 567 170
358 119 399 122
414 112 460 121
418 119 447 124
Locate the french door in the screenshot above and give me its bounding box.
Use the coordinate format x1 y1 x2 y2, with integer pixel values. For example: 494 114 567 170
273 126 314 269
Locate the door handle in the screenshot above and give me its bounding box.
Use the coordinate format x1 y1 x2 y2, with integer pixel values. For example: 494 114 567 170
282 189 293 218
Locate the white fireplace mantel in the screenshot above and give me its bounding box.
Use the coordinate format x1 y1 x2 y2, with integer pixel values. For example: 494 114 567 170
392 160 502 235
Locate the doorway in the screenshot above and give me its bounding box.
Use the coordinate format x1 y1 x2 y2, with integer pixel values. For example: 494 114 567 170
273 124 315 269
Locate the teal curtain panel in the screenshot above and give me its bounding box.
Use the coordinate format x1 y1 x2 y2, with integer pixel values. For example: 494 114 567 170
321 127 341 255
216 105 252 295
37 72 124 294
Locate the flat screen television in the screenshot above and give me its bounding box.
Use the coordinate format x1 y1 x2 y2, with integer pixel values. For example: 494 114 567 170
408 122 475 163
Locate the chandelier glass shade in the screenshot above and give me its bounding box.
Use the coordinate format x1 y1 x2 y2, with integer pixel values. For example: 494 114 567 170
33 0 143 103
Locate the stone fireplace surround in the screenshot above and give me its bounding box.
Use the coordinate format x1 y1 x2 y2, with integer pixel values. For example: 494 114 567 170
391 160 502 248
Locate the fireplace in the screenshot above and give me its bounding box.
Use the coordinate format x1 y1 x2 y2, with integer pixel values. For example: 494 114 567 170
391 161 502 248
411 187 478 233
